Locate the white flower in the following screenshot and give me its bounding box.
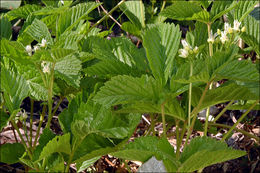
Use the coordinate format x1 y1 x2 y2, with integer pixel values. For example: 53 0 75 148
233 20 241 32
207 30 215 43
220 31 228 44
179 49 189 58
224 22 233 34
60 0 64 5
181 39 192 50
193 46 199 54
34 45 40 52
25 45 32 56
41 61 47 68
42 65 50 74
39 38 47 48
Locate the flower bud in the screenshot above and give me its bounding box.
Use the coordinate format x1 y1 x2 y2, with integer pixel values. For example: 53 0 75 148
241 26 246 32
25 45 32 56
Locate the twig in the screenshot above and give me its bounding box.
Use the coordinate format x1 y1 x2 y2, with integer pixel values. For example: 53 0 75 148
96 0 122 28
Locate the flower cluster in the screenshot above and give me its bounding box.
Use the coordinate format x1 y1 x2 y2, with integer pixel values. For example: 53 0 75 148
207 20 246 45
178 40 198 58
25 38 47 56
41 61 51 74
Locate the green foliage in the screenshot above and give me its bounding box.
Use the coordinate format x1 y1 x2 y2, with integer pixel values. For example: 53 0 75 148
38 133 71 161
142 23 181 85
5 4 42 21
1 67 29 113
178 137 246 172
24 18 53 45
240 15 260 56
0 1 258 172
120 0 145 29
57 2 99 37
0 143 25 164
54 54 82 88
0 16 12 40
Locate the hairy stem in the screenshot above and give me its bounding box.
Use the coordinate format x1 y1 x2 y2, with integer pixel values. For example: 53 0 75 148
208 122 259 142
213 100 235 123
30 98 34 147
204 23 213 136
10 120 32 159
33 105 47 148
46 63 55 129
51 96 64 118
184 82 211 147
188 62 193 126
161 103 167 138
161 0 166 12
150 114 156 136
221 100 259 141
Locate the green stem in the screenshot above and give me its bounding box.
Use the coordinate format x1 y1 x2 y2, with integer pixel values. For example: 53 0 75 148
10 120 32 159
176 121 187 159
161 0 166 12
30 98 34 148
161 103 167 138
204 83 213 136
184 82 211 147
208 122 259 142
207 23 213 57
204 23 213 136
51 96 64 118
213 100 235 123
188 62 193 127
221 100 259 141
33 105 46 148
46 63 55 129
65 138 82 172
86 0 126 35
150 114 156 136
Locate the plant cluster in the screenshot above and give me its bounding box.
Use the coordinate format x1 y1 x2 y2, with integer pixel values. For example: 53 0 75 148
0 0 259 172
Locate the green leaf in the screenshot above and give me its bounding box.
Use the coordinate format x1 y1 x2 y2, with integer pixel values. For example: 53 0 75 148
58 94 82 133
240 15 260 56
32 128 56 161
0 110 9 132
228 100 260 110
57 2 99 37
250 6 260 20
55 31 84 49
0 16 12 40
172 59 209 84
232 1 258 22
214 60 259 82
1 39 33 65
0 143 25 164
120 1 145 29
71 100 141 139
116 100 185 121
112 136 179 171
24 18 53 45
178 137 246 172
210 1 238 22
121 21 141 37
54 54 82 88
76 156 101 172
193 83 258 111
85 59 142 77
142 23 181 85
5 4 41 21
38 133 71 161
92 37 148 72
160 1 202 21
94 75 163 106
1 67 29 113
186 22 208 47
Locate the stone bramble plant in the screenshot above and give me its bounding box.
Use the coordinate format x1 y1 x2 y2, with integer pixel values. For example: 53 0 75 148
0 0 259 172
